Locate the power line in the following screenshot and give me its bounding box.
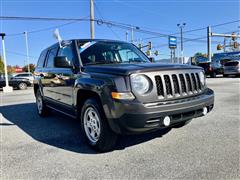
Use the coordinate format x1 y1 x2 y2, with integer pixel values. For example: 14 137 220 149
94 1 121 40
1 16 239 43
7 21 79 37
0 48 38 59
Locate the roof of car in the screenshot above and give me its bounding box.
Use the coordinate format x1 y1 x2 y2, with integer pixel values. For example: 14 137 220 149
48 39 128 49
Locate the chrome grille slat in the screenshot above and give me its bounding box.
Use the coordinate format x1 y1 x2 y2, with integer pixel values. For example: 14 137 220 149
179 74 187 94
185 73 192 93
155 75 164 96
172 74 180 95
163 75 173 96
195 73 201 90
191 73 197 92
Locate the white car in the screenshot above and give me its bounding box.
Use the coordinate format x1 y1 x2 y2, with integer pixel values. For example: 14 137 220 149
12 72 34 83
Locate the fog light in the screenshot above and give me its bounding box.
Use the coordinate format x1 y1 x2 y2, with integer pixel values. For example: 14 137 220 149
163 116 171 126
203 107 208 116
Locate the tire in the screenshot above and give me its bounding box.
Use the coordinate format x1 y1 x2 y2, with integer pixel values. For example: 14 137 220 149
172 119 191 128
36 89 49 117
80 98 117 152
18 82 27 90
223 74 228 77
210 72 216 78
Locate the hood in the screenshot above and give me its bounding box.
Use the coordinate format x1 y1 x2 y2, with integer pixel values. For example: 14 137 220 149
83 63 202 75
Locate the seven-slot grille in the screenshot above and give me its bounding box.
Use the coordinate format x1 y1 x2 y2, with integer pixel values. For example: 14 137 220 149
155 72 203 99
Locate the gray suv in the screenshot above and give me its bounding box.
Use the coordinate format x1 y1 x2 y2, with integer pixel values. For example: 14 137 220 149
34 39 214 152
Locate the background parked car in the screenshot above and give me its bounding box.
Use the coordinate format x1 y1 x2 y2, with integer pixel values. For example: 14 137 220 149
209 58 232 78
0 77 31 90
12 72 34 83
223 60 240 77
197 62 213 76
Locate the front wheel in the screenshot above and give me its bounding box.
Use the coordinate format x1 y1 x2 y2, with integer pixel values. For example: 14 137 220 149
18 82 27 90
81 98 117 152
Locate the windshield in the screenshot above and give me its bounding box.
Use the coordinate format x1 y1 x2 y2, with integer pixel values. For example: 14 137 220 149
78 41 150 65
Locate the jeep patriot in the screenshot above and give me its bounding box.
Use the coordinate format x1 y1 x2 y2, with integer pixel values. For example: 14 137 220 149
34 39 214 152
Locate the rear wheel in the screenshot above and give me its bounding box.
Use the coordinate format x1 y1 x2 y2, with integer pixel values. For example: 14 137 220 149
210 72 216 78
18 82 27 90
36 89 49 117
80 98 117 152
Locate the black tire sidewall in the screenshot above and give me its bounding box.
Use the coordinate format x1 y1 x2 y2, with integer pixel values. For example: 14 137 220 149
36 89 48 117
80 98 117 152
81 99 103 146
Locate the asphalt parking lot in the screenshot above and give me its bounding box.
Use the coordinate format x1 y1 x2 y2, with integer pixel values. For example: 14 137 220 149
0 78 239 179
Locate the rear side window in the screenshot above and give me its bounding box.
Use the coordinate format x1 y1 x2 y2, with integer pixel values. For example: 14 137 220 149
37 50 48 68
46 47 58 68
225 61 239 66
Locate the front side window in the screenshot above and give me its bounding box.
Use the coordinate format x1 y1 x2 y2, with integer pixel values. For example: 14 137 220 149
78 41 149 65
58 45 74 65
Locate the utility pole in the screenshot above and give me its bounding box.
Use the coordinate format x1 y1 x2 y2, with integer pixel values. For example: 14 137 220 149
177 23 186 64
223 37 226 52
90 0 95 39
207 26 212 62
24 31 30 73
0 33 13 93
131 26 134 43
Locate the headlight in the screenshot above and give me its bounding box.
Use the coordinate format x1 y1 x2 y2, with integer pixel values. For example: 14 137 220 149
131 74 150 95
199 71 205 86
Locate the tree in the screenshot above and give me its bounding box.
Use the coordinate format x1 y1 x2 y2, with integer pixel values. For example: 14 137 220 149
0 55 4 74
7 65 16 74
194 52 204 57
22 64 36 73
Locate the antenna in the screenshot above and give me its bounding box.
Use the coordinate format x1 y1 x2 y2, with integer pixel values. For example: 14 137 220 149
53 28 62 47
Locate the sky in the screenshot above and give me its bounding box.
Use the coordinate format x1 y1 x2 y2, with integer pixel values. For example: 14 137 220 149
0 0 239 66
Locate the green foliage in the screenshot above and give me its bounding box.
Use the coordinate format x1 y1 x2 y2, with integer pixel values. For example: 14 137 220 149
0 55 5 74
22 64 36 73
194 52 204 57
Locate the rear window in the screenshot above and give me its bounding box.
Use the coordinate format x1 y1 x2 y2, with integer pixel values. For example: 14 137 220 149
224 61 239 66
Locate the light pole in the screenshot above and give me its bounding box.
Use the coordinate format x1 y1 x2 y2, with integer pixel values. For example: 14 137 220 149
90 0 95 39
24 31 30 73
0 33 13 92
131 26 140 43
177 23 186 64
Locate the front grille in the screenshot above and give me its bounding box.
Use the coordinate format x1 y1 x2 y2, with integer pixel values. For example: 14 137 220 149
154 72 203 99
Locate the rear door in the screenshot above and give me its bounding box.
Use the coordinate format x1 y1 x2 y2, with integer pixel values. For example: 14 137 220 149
41 46 59 99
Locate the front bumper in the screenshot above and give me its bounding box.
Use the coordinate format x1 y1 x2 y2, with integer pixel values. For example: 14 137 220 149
106 88 214 134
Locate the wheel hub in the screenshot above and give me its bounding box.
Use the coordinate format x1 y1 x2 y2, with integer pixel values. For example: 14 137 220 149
83 107 101 143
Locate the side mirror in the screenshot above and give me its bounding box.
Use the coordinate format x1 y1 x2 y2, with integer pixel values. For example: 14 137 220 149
54 56 72 68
